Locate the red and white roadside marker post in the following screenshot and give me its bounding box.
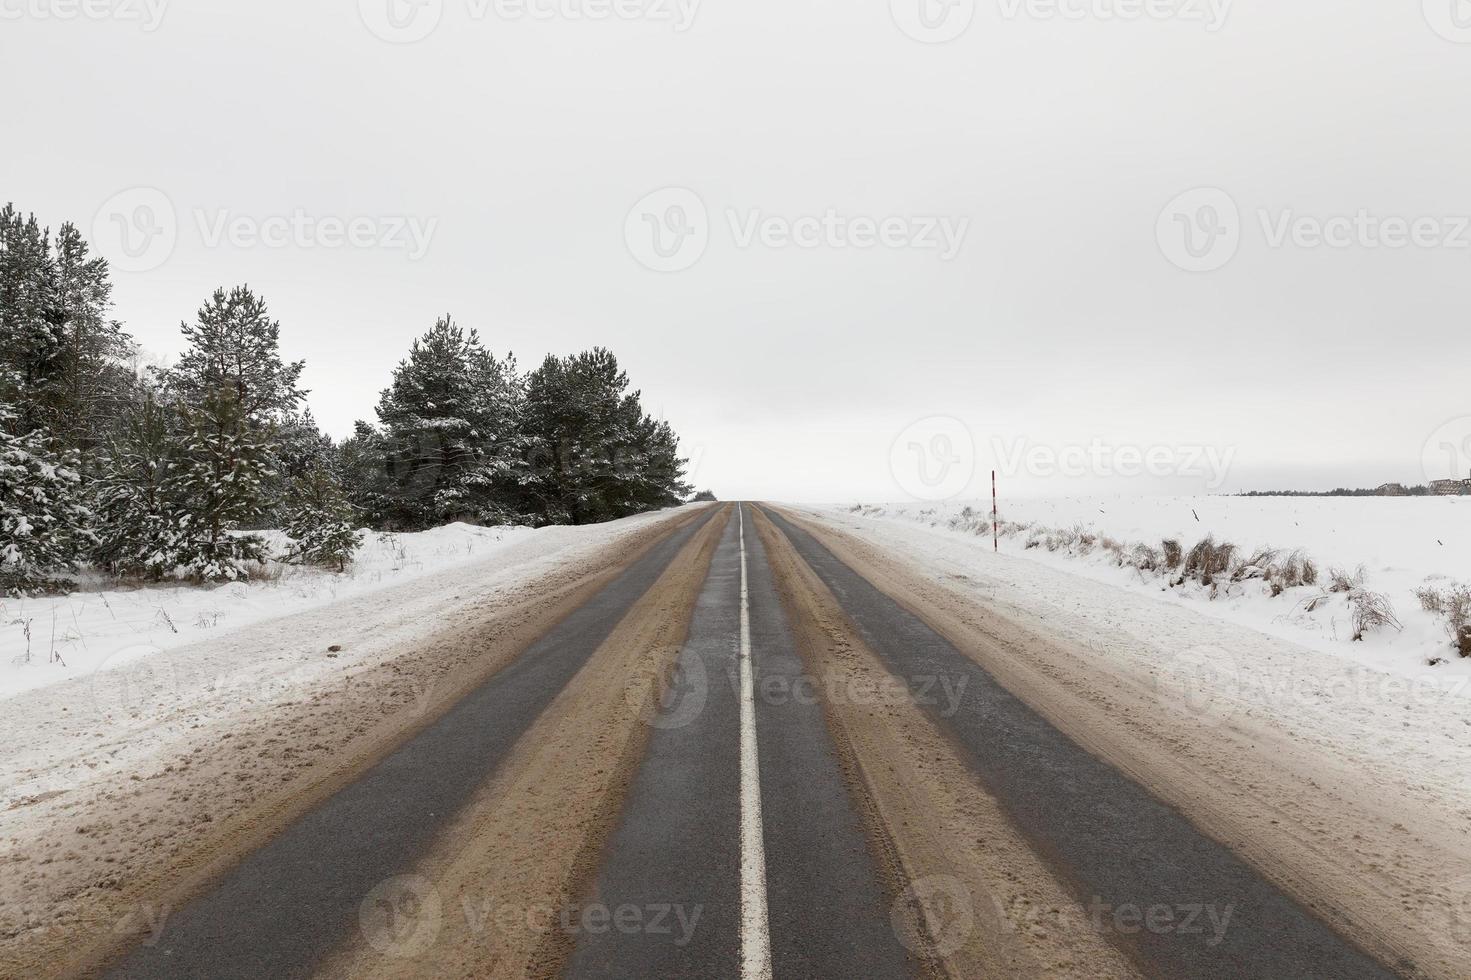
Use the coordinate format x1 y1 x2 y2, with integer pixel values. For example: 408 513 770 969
992 470 999 553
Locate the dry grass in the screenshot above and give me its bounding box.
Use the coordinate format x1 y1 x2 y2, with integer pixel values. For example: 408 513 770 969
1183 536 1236 586
1415 584 1471 657
1327 565 1366 594
1129 544 1163 572
1348 588 1402 641
857 508 1408 652
1234 548 1318 596
1233 547 1279 581
1415 586 1448 614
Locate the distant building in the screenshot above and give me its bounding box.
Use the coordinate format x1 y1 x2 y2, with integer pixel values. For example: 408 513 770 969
1429 473 1471 495
1376 483 1409 496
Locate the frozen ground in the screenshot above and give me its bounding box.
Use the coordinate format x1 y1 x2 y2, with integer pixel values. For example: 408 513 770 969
820 495 1471 679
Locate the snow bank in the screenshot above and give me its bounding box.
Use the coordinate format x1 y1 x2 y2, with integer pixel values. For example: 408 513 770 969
820 496 1471 679
0 522 540 700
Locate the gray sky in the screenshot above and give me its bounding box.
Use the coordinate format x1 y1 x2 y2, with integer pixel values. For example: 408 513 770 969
4 0 1470 502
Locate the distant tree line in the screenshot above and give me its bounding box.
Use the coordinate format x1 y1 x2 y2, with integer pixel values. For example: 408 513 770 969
0 202 692 592
1240 485 1453 497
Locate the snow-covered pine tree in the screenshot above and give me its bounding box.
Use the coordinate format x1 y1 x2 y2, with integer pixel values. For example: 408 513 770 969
92 386 187 579
0 205 122 590
516 347 689 524
165 390 273 581
0 400 93 593
373 315 518 529
161 286 305 581
281 468 362 572
42 223 134 473
0 205 56 421
1 208 133 470
167 285 306 419
335 419 396 528
263 408 335 524
624 413 692 512
515 350 615 524
274 409 333 479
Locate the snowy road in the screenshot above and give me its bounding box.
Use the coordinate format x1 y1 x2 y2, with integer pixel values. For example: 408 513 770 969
5 503 1464 978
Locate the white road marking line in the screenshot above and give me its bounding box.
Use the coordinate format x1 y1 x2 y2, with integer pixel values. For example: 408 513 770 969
737 505 773 980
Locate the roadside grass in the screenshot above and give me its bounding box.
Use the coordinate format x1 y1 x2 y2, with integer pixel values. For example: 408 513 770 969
848 503 1440 650
1415 584 1471 657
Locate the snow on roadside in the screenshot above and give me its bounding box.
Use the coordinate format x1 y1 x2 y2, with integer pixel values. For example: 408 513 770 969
3 518 618 700
812 495 1471 681
0 506 697 809
791 499 1471 817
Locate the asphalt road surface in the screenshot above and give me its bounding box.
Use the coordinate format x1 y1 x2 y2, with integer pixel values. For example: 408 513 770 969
93 502 1408 979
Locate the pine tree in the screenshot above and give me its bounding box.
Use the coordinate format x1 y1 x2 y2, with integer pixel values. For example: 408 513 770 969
165 391 273 581
0 205 57 422
516 351 611 524
0 401 93 593
282 468 362 572
93 386 187 579
274 408 334 480
515 348 689 524
161 286 304 580
625 414 692 512
264 408 334 523
1 204 129 588
42 223 133 472
167 286 305 419
373 315 518 528
0 207 133 465
336 420 396 528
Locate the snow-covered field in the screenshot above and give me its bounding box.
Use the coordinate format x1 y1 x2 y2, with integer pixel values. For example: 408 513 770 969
820 495 1471 679
1 521 578 700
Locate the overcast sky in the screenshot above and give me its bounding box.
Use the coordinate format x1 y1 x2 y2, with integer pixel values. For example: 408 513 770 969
4 0 1470 502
